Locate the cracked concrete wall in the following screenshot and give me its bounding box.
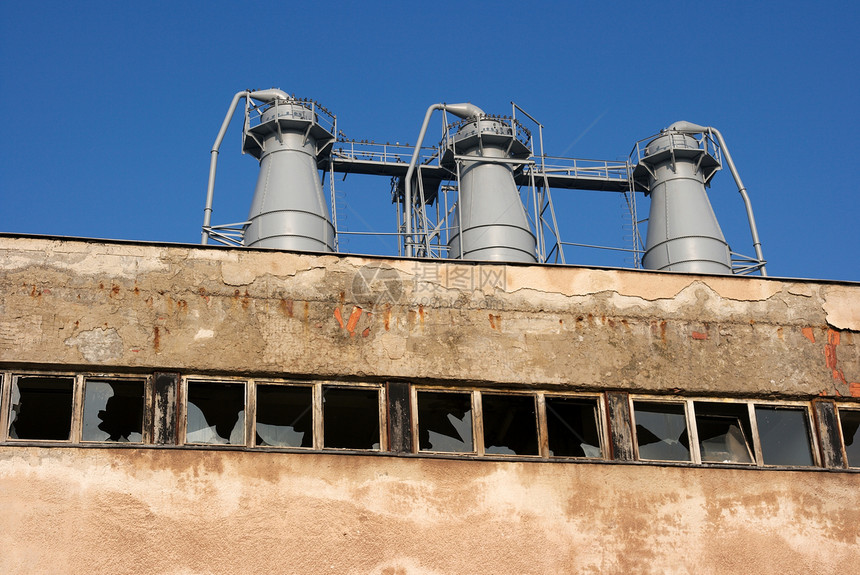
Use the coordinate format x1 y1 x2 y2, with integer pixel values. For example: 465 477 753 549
0 446 857 575
1 235 858 398
2 236 859 574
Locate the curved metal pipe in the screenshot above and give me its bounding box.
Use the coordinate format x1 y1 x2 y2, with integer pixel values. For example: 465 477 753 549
403 102 484 256
248 88 288 102
708 127 766 276
665 121 767 276
202 89 290 244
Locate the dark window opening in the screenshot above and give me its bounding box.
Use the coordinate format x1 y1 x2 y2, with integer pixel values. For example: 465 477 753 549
841 409 860 468
186 381 245 445
255 384 313 448
417 391 473 452
755 406 814 466
633 401 690 462
482 394 539 456
82 379 144 442
546 396 602 458
694 402 754 464
9 377 74 440
323 387 380 450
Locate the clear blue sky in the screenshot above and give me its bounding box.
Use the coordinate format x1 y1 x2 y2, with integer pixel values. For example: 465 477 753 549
2 1 858 281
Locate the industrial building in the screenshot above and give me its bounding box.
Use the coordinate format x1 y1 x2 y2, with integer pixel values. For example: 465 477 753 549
1 91 858 574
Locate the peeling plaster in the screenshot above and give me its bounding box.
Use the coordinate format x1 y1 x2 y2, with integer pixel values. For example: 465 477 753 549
193 329 214 340
2 236 858 396
822 286 860 331
65 327 123 362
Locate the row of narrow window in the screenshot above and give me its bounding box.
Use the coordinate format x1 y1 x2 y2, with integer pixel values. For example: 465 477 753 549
2 373 860 469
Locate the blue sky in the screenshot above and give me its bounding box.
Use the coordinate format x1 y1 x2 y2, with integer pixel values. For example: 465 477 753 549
1 1 858 281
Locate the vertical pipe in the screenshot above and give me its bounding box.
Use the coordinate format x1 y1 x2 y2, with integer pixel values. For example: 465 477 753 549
404 104 445 257
404 103 485 257
202 90 250 244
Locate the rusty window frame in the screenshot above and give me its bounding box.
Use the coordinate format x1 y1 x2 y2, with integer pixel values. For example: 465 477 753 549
79 375 152 444
835 405 860 468
411 386 478 455
542 392 608 460
751 399 820 468
629 396 694 463
320 382 387 452
180 376 249 447
411 386 609 460
251 379 316 450
629 396 820 468
178 377 386 451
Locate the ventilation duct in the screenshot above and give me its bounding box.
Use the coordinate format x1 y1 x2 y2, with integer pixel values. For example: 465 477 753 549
242 95 335 251
633 127 731 274
444 115 536 263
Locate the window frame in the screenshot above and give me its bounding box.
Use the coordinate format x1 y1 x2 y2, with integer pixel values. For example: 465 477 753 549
2 371 155 445
629 395 821 468
411 386 478 455
690 399 757 466
629 396 695 463
411 386 607 460
752 399 820 468
252 379 316 450
180 376 250 447
319 382 387 452
541 392 607 460
79 375 151 445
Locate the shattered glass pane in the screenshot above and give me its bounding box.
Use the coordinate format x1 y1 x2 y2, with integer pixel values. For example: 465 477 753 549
82 379 144 442
633 401 690 461
9 376 74 440
482 394 539 456
755 406 814 466
417 391 473 452
546 396 602 458
694 402 754 464
186 381 245 445
840 409 860 468
255 384 313 448
323 386 380 450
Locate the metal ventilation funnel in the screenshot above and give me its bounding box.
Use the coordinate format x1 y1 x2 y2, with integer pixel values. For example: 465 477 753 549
633 127 732 274
445 116 536 263
242 96 335 251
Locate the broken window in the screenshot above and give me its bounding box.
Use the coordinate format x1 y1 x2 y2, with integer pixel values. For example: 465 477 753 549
255 384 313 448
755 405 814 466
693 402 754 464
633 401 691 462
186 381 245 445
840 409 860 468
482 393 539 456
8 376 75 440
545 396 602 458
417 390 473 453
323 386 380 450
82 379 144 442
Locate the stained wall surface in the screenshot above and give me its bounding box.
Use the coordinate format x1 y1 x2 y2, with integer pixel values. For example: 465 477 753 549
0 235 858 397
1 235 859 574
0 447 858 575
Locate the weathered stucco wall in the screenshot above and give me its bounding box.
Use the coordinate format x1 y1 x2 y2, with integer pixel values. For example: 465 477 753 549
1 235 857 397
2 236 860 574
1 446 858 575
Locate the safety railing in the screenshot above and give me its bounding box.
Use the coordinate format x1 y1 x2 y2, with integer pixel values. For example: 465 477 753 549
526 156 631 182
246 95 337 137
